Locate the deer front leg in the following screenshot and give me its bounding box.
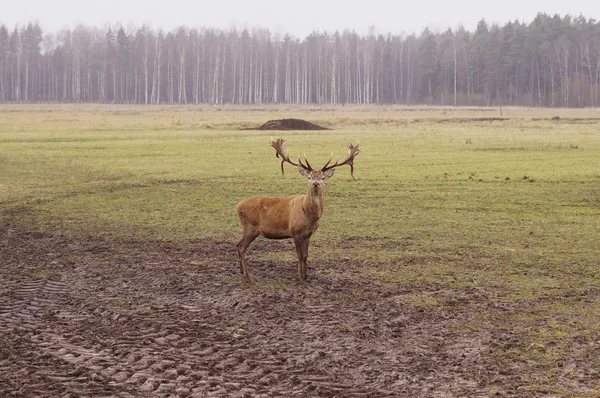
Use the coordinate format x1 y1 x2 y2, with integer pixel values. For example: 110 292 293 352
293 236 304 282
294 235 310 282
300 236 310 281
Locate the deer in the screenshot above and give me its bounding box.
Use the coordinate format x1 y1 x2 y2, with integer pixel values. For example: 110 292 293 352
236 138 360 282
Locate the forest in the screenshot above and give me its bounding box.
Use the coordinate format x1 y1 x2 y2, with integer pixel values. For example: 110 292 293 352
0 13 599 107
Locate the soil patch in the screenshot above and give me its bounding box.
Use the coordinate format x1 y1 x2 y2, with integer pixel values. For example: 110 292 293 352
1 223 597 397
248 118 329 130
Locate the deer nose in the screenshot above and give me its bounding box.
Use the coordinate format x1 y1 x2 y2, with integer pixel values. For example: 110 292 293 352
312 181 320 187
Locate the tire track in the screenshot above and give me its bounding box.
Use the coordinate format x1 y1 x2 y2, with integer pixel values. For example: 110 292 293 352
0 278 129 397
0 227 495 397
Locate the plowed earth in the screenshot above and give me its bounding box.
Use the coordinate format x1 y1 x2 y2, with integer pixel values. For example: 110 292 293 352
0 223 596 397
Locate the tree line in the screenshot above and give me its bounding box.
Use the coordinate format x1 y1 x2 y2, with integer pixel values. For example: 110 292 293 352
1 13 599 107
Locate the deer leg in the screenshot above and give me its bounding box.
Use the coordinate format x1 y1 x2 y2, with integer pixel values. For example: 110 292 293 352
300 236 310 281
293 236 305 282
294 236 310 282
237 231 259 282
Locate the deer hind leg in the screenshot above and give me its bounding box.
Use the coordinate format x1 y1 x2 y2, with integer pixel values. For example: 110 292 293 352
237 229 259 282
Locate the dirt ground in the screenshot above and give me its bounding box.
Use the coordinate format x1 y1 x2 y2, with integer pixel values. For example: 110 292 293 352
0 222 597 397
252 119 329 130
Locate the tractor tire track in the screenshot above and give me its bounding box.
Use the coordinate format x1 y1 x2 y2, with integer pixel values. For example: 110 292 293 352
1 226 502 397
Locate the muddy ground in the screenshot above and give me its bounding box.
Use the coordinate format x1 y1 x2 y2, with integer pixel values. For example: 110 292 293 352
0 223 597 397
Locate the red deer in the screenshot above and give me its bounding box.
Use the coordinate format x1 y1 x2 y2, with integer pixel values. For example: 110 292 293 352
236 138 360 282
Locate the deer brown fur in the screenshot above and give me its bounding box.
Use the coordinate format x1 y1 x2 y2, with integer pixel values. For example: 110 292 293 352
236 138 360 282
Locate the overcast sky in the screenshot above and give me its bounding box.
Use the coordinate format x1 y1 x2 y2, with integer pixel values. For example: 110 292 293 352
3 0 599 37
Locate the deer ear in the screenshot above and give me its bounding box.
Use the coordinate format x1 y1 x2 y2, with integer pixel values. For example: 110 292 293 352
297 165 310 178
323 168 335 179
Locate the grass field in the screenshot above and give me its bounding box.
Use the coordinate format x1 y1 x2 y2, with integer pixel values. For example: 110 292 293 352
1 104 599 396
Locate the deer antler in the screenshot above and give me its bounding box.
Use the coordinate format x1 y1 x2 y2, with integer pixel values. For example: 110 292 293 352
321 140 361 180
270 137 312 176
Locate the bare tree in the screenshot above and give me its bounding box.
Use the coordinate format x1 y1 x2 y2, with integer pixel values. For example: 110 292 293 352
555 37 571 106
150 30 163 104
0 25 8 101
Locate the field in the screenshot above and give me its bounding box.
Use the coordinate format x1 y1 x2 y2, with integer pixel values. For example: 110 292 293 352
1 104 599 397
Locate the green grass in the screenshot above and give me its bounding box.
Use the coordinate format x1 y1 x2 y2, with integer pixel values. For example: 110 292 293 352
2 105 599 272
1 104 600 393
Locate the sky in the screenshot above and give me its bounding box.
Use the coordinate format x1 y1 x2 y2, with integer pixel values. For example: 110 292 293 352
3 0 599 37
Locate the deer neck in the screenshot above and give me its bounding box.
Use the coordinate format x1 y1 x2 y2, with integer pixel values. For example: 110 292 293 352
303 185 325 221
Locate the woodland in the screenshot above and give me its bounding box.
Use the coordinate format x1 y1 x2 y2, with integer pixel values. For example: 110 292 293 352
0 13 599 107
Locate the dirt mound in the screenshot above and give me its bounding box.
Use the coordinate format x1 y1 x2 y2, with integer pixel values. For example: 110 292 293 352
254 118 329 130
